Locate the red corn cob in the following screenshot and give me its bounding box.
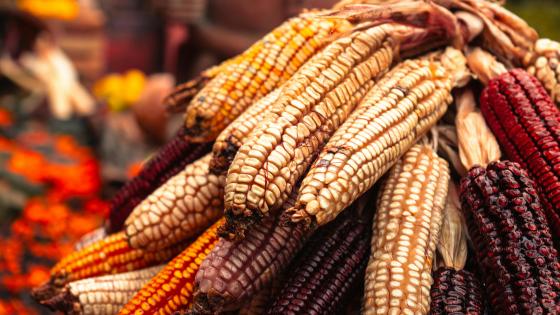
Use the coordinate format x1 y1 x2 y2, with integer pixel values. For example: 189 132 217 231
479 67 560 237
108 127 212 233
266 206 371 315
460 161 560 314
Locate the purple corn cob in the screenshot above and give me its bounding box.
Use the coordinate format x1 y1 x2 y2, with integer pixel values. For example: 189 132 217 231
267 209 371 315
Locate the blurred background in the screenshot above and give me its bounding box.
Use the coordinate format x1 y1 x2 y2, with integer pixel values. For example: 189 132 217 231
0 0 558 313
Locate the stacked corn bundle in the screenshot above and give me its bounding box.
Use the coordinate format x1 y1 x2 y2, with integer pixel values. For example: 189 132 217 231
32 0 560 314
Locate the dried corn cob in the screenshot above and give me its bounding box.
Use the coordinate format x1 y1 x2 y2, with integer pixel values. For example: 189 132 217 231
108 127 212 233
362 144 450 314
75 227 107 251
429 182 485 315
38 265 163 315
460 161 560 314
287 48 466 227
267 204 372 315
469 49 560 237
124 154 224 250
209 88 282 175
119 219 222 315
192 196 310 313
524 38 560 105
45 232 182 288
184 16 351 142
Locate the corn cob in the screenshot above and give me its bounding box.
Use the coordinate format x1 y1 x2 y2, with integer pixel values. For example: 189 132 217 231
469 49 560 237
362 144 450 314
75 227 107 251
184 16 351 142
192 196 310 313
119 219 222 315
45 232 183 288
37 265 163 315
524 38 560 105
287 48 465 227
459 161 560 314
209 88 282 175
108 127 212 233
429 182 485 315
124 154 224 250
267 203 372 315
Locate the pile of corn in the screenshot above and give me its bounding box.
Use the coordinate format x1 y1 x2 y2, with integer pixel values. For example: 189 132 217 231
32 0 560 314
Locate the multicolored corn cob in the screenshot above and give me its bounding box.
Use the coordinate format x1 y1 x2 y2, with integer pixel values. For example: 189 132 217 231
108 127 212 233
209 88 282 175
470 48 560 237
287 48 466 227
184 16 351 142
362 144 450 314
124 154 224 250
460 161 560 314
524 38 560 105
192 196 310 313
267 203 372 315
119 219 222 315
37 265 163 315
429 182 485 315
46 232 183 287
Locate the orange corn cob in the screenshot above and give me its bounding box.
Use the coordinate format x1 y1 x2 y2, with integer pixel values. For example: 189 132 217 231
118 219 223 315
49 232 183 287
184 16 351 142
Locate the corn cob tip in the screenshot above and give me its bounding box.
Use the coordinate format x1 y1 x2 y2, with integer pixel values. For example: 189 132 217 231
35 286 79 314
218 211 262 240
208 136 239 175
164 75 211 113
191 290 226 315
30 280 60 304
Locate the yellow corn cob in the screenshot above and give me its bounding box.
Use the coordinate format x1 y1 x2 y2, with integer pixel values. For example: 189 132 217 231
286 48 466 227
118 219 222 315
184 16 351 142
223 24 398 238
124 154 224 250
362 144 450 315
524 38 560 105
38 266 163 315
209 88 282 175
49 232 183 286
